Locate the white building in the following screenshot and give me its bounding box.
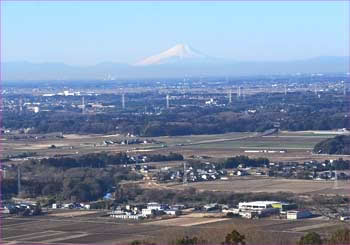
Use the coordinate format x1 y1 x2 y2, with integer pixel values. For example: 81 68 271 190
238 201 280 211
164 209 181 216
287 210 312 220
238 201 280 218
142 208 154 216
147 202 168 211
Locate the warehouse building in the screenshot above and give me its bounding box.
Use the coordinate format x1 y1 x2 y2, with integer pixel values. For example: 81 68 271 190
287 210 312 220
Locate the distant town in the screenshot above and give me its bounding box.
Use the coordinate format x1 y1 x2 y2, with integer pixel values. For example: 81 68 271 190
1 74 350 245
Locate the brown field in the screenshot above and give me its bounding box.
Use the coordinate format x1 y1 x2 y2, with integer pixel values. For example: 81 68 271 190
48 210 101 217
2 213 349 245
165 177 350 195
144 216 229 227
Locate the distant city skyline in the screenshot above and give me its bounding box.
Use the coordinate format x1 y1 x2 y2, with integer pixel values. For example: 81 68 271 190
2 1 349 65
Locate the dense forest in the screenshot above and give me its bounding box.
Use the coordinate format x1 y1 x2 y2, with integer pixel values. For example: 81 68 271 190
223 155 270 168
2 152 183 201
36 152 183 169
313 135 350 155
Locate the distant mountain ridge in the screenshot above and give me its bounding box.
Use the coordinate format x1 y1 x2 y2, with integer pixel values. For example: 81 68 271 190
2 44 349 80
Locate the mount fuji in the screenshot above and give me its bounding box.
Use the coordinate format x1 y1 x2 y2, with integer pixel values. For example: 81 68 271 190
2 43 348 80
135 43 214 66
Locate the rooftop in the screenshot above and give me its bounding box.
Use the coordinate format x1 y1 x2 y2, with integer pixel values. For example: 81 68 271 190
239 201 280 206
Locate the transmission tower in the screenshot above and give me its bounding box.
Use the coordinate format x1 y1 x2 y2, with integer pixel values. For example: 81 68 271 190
314 84 317 95
284 85 287 96
17 167 21 195
166 94 170 109
122 93 125 110
19 98 23 113
228 89 232 104
81 96 85 114
183 162 187 185
334 169 339 189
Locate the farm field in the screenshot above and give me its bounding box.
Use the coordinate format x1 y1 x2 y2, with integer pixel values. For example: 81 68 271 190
1 213 348 245
3 130 350 164
182 135 330 150
166 177 350 195
144 216 229 227
151 132 255 146
1 133 159 157
1 132 254 157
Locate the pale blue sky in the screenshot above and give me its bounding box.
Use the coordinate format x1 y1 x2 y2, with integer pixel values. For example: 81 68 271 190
2 1 349 65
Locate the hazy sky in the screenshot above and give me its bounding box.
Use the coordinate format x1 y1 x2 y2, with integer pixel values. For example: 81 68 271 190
2 1 349 65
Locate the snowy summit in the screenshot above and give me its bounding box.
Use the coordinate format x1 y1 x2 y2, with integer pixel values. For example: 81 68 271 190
135 43 208 66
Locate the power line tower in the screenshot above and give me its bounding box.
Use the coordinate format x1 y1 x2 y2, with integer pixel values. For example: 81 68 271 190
166 94 170 109
17 167 21 196
228 89 232 104
334 169 338 189
284 85 287 96
81 96 85 114
183 162 187 185
314 84 317 95
122 93 125 110
19 98 23 113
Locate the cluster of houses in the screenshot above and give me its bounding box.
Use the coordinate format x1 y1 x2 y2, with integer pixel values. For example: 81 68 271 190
155 162 227 183
140 158 350 185
268 160 350 180
51 202 91 210
109 202 184 220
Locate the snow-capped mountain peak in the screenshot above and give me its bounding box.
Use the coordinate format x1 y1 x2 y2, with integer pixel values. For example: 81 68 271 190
135 43 208 66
